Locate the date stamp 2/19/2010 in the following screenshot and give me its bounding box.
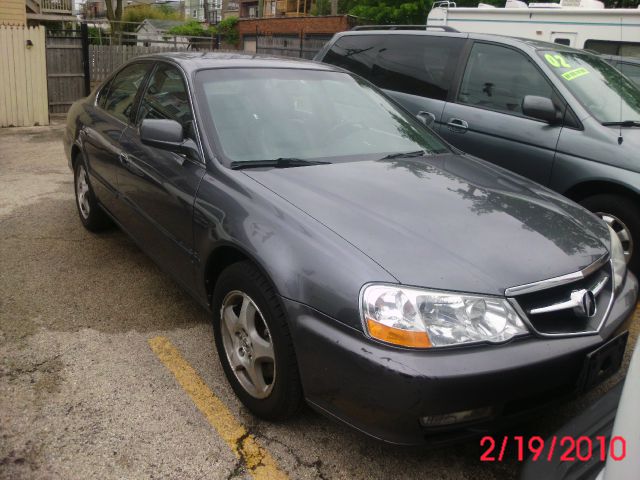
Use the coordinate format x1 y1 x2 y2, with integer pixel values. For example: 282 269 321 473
480 435 626 463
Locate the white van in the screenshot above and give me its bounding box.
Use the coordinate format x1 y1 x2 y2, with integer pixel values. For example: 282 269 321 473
427 0 640 56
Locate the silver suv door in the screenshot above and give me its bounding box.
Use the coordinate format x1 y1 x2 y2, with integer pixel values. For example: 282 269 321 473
370 34 465 128
439 42 563 186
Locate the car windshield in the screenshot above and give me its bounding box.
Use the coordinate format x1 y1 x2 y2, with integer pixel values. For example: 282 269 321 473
195 68 449 164
538 50 640 124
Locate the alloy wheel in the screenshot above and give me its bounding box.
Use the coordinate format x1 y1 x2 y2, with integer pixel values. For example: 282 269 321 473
597 212 633 263
76 165 91 220
220 290 276 399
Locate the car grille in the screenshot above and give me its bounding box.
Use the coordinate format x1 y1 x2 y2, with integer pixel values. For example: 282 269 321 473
509 261 613 336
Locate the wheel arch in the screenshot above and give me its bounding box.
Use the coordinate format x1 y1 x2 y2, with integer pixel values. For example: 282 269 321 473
71 143 82 169
203 242 282 309
563 180 640 204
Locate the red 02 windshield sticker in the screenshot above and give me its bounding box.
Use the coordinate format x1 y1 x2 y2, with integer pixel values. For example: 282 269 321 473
479 435 626 462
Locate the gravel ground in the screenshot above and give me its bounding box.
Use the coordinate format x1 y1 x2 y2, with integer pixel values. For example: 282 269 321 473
1 121 638 480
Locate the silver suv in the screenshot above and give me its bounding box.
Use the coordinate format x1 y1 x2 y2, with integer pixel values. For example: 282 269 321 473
316 30 640 274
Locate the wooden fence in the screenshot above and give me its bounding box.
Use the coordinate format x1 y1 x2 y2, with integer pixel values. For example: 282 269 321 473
46 33 86 114
256 36 330 60
0 25 48 127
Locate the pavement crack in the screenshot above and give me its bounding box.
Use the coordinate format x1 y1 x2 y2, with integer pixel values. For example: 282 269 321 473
1 353 62 379
252 429 329 480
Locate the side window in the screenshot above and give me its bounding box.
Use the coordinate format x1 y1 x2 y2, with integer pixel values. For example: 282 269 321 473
137 63 195 140
458 43 554 117
102 63 150 123
619 63 640 87
322 35 382 80
554 38 571 46
373 35 464 101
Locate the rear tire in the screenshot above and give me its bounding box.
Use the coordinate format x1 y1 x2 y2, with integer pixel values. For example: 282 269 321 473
212 261 303 420
74 159 111 232
579 194 640 275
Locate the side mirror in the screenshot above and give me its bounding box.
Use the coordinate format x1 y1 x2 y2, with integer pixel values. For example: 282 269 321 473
140 119 184 149
140 118 200 161
522 95 560 124
416 111 436 128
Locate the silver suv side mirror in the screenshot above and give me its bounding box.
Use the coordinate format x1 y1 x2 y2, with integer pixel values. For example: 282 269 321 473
416 111 436 128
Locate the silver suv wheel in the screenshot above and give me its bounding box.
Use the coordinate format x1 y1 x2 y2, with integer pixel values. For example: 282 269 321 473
597 212 633 263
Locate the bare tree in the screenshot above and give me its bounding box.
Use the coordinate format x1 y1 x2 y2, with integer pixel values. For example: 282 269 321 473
105 0 124 42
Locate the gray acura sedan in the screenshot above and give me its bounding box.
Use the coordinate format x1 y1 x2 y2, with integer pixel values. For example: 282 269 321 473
64 53 638 445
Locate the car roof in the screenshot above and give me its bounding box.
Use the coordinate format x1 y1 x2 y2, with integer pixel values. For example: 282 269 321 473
331 29 587 54
133 51 339 73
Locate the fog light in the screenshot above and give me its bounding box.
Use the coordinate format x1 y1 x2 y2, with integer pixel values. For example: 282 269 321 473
419 407 493 427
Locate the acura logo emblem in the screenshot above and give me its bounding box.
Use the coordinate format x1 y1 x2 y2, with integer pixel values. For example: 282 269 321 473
571 289 597 318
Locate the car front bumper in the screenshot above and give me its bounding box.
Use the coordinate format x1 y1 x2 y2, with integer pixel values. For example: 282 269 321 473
284 273 638 445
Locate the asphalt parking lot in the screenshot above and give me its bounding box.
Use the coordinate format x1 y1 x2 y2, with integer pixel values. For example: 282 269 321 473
1 121 638 480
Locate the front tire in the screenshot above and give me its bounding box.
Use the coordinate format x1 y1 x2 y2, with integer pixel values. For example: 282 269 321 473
212 261 302 420
74 160 111 232
580 194 640 274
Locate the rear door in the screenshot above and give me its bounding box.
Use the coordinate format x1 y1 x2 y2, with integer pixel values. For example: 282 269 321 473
82 63 151 211
439 42 563 185
116 61 205 292
371 34 465 128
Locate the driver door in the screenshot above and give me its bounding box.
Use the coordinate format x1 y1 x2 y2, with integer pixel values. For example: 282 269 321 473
116 62 206 292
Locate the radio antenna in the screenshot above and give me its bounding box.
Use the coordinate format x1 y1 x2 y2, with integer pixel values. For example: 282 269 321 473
618 17 623 145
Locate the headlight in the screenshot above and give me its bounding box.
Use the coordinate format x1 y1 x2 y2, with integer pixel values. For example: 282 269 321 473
608 225 627 293
361 284 528 348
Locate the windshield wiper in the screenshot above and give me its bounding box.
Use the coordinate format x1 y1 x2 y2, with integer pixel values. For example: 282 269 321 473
230 158 331 170
602 120 640 127
380 150 426 160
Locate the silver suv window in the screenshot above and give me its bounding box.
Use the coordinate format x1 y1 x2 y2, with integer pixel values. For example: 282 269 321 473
539 50 640 124
459 43 554 117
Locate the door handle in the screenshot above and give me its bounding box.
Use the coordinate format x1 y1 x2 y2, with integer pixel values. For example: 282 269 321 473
119 152 129 165
447 118 469 133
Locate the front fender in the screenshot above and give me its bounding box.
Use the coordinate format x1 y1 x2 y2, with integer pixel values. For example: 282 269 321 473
192 169 397 330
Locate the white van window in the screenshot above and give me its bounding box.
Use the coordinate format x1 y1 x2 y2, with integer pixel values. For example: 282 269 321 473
458 43 553 117
585 40 640 57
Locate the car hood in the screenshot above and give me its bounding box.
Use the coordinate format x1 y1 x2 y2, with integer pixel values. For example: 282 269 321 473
244 154 609 295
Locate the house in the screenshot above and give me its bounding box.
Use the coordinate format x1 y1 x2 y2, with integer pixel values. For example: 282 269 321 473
239 0 317 18
84 0 107 19
222 0 239 20
26 0 77 23
183 0 222 23
135 19 188 47
0 0 26 25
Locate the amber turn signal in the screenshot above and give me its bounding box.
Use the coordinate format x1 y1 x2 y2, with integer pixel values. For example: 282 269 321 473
366 318 432 348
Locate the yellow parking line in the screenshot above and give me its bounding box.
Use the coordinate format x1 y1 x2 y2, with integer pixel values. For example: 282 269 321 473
148 336 288 480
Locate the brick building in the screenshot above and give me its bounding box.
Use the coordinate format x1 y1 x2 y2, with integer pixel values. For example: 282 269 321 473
237 15 359 57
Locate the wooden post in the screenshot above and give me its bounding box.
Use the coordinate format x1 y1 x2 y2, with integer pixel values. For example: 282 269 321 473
81 22 91 95
299 29 303 58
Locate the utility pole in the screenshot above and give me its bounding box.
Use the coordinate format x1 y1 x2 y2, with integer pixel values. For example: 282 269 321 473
331 0 337 15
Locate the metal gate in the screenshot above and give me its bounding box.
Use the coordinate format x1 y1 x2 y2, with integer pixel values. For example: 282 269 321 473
45 25 89 114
